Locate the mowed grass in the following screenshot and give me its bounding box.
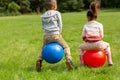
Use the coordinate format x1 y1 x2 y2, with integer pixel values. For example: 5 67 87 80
0 10 120 80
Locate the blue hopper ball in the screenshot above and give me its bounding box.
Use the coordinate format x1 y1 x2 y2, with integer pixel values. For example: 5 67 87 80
42 42 64 64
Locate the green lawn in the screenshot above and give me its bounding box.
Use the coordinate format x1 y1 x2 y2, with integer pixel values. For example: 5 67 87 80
0 10 120 80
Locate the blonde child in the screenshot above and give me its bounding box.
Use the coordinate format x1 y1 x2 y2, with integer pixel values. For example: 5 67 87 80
36 0 74 72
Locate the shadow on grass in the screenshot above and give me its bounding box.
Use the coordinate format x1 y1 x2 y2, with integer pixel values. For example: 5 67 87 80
24 62 67 73
44 62 67 72
25 64 35 72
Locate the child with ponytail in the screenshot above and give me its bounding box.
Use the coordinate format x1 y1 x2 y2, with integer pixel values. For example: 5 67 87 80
79 1 113 66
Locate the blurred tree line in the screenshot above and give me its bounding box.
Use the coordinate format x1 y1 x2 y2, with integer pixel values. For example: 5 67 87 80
0 0 120 16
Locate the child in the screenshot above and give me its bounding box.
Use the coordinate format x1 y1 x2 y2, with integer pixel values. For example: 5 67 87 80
79 1 113 66
36 0 74 72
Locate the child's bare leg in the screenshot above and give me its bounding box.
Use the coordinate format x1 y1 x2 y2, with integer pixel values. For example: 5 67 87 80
79 49 84 66
105 46 113 65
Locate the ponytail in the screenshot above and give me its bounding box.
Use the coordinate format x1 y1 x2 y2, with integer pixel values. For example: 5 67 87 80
87 1 100 20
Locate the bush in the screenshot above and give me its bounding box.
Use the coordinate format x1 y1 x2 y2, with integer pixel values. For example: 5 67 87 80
19 0 31 13
7 2 21 15
58 0 83 12
0 7 5 12
83 0 92 9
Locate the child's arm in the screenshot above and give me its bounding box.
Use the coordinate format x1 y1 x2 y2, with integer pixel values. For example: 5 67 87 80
57 12 62 33
99 24 104 39
82 26 86 41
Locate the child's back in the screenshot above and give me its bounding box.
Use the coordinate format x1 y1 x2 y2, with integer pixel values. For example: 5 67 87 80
42 10 62 35
79 1 113 66
36 0 74 72
82 20 103 42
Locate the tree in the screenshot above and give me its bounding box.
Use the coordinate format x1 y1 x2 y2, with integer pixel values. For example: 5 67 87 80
18 0 31 13
101 0 120 8
83 0 92 9
30 0 45 13
58 0 83 12
7 1 20 15
0 0 120 16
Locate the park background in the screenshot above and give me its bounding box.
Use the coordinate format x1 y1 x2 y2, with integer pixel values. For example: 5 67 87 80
0 0 120 80
0 0 120 16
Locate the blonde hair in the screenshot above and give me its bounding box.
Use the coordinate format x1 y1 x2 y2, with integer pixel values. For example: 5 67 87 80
45 0 57 10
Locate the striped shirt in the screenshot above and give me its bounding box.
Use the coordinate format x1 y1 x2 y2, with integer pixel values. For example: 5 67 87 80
82 20 103 42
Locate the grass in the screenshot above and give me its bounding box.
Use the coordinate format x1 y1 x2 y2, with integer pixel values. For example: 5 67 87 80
0 10 120 80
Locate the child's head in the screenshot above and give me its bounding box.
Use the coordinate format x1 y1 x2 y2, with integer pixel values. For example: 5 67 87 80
87 1 100 21
45 0 57 10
